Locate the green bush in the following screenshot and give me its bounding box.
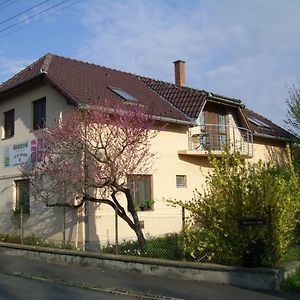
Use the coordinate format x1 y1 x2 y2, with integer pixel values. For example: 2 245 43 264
281 246 300 263
101 233 184 260
281 267 300 292
176 151 300 267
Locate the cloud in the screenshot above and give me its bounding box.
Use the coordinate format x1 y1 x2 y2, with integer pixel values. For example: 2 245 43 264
0 57 33 83
75 0 300 127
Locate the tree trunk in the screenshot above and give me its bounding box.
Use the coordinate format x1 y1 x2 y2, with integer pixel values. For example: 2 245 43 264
124 189 146 251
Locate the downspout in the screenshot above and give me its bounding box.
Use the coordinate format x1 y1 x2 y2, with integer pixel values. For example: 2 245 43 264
82 116 89 251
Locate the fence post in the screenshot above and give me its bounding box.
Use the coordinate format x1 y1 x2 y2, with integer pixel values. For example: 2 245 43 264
182 206 186 261
20 204 24 244
62 206 66 248
115 207 119 255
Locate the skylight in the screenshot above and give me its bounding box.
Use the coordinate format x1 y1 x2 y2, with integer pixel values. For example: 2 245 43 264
248 117 271 129
108 86 136 101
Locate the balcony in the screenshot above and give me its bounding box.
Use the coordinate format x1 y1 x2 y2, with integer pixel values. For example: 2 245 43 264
178 124 253 158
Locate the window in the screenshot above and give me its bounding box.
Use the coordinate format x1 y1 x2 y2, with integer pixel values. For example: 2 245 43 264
248 117 271 129
199 108 228 151
176 175 187 188
15 179 30 214
127 175 153 211
3 109 14 138
108 86 136 101
33 98 46 130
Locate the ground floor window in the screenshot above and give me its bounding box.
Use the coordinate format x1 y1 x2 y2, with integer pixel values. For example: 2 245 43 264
14 179 30 214
176 175 187 188
127 175 153 211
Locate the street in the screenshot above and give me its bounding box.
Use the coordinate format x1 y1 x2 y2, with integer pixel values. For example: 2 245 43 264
0 253 299 300
0 272 135 300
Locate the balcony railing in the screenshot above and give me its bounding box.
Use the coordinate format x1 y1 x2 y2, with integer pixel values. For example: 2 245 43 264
186 124 253 157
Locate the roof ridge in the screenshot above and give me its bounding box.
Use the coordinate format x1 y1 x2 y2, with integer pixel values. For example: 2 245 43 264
138 75 208 95
0 54 47 89
48 53 145 79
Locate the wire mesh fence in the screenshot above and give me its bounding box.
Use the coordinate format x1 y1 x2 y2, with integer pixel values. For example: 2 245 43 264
0 206 190 262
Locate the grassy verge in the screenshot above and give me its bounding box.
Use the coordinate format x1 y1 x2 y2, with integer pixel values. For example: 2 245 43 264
280 246 300 264
281 267 300 293
0 232 74 249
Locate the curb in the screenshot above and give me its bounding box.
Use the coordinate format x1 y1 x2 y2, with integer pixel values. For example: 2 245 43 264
0 242 285 291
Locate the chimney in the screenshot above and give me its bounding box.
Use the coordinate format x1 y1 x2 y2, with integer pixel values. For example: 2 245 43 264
173 60 186 86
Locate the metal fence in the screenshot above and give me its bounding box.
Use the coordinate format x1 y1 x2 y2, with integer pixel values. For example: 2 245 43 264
1 206 189 262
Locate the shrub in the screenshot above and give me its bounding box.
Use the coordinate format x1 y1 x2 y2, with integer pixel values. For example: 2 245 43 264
101 233 184 260
176 151 300 267
281 267 300 293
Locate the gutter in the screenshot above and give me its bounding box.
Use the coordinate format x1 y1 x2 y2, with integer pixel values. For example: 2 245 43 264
253 132 293 142
77 103 196 126
153 115 196 126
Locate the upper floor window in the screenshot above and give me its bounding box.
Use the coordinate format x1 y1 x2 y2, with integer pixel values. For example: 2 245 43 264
4 109 14 138
127 175 153 211
33 98 46 130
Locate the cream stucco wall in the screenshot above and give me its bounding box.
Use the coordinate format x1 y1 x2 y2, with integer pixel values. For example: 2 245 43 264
0 81 289 249
0 81 81 245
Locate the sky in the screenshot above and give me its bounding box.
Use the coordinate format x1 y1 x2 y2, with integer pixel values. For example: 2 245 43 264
0 0 300 127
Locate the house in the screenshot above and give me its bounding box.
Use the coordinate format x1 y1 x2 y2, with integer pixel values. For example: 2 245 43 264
0 54 292 249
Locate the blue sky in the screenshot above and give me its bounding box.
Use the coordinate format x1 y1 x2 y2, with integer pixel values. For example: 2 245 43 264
1 0 300 127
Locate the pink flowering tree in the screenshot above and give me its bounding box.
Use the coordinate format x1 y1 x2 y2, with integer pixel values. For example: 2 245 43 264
22 101 158 249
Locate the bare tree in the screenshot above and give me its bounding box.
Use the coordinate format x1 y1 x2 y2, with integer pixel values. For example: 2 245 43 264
22 101 158 249
285 83 300 139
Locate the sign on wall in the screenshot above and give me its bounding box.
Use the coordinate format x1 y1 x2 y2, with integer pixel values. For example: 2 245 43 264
4 139 43 167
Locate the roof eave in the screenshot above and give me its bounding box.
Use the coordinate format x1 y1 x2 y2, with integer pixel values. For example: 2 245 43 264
154 115 196 126
0 73 44 98
207 93 245 108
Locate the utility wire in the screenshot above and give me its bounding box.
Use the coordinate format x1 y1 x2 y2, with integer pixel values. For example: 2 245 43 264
0 0 11 8
0 0 69 34
0 0 52 26
0 0 80 39
0 0 16 11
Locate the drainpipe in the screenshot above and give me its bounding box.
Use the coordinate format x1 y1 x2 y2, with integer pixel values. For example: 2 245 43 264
82 122 89 251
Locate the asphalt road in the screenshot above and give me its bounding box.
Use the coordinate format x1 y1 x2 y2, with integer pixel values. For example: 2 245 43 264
0 253 299 300
0 272 134 300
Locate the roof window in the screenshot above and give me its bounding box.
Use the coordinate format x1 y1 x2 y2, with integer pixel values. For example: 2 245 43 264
108 86 136 101
248 117 271 129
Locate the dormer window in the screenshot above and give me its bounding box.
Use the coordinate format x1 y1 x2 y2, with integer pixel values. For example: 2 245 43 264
108 86 136 101
248 117 270 129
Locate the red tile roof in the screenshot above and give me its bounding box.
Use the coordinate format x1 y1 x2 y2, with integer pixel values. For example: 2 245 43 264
138 76 208 119
0 53 293 140
0 53 190 123
243 108 293 140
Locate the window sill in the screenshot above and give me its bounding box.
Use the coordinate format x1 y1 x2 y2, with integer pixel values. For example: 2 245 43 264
138 207 154 212
2 136 14 140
